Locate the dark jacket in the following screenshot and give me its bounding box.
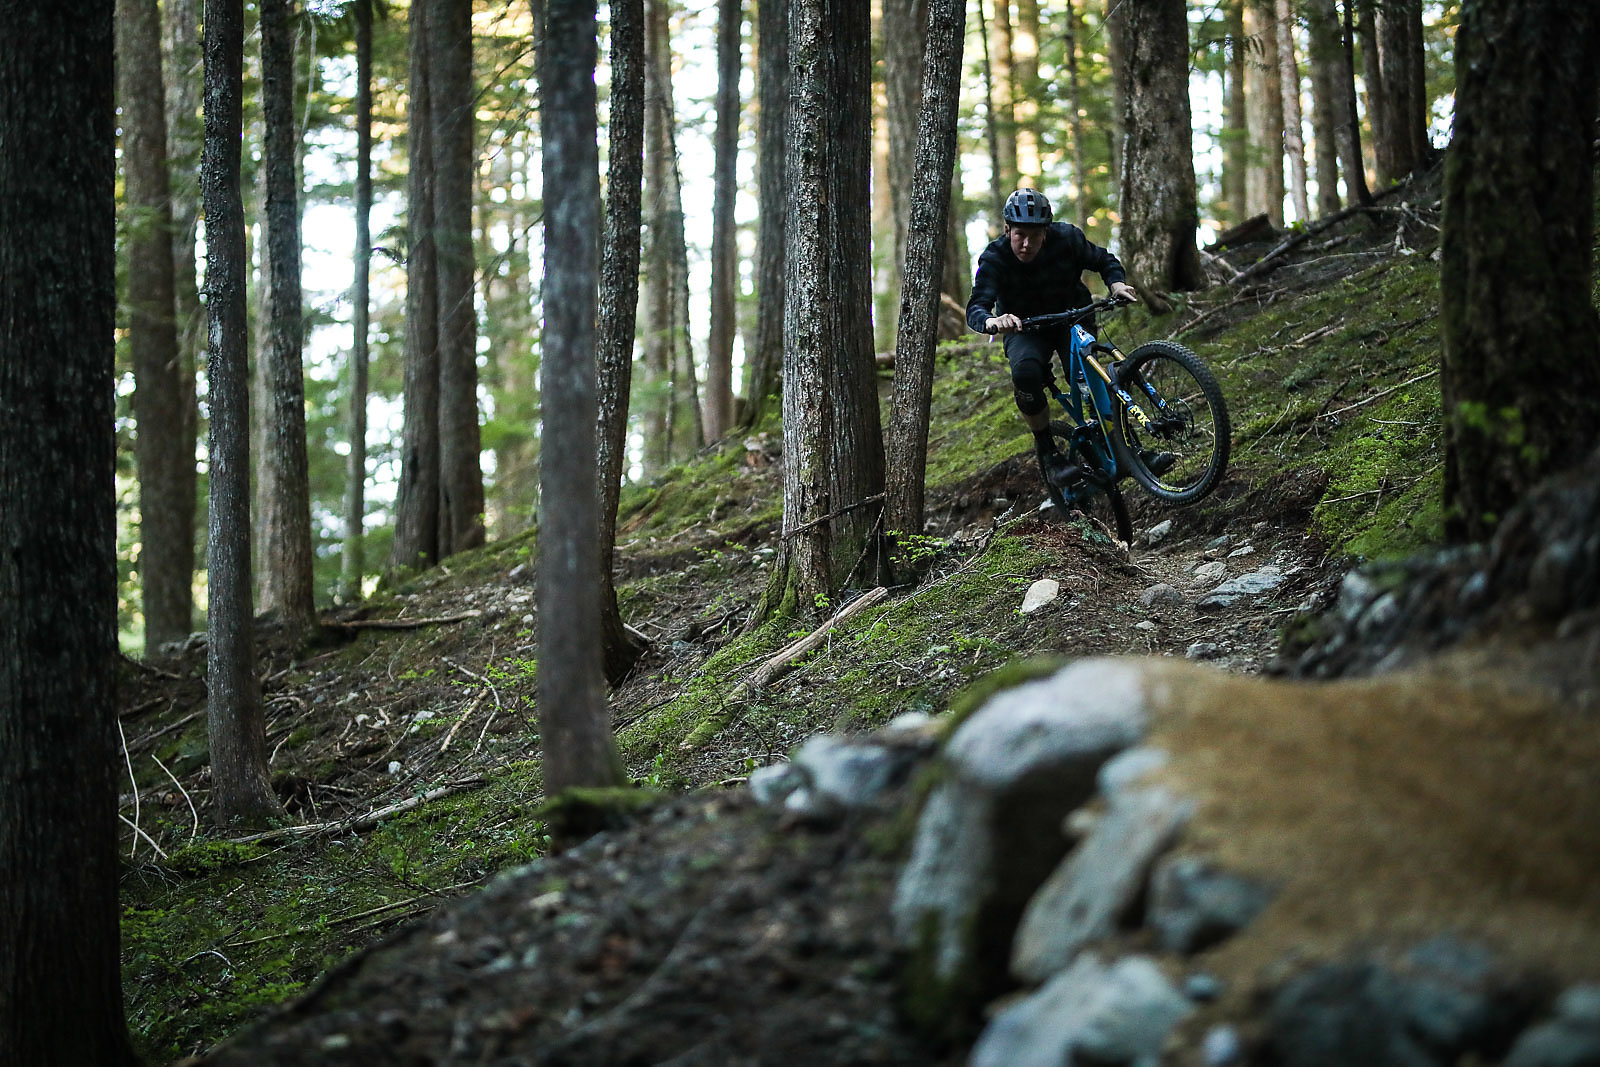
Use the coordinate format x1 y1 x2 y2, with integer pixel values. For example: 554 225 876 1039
965 223 1127 333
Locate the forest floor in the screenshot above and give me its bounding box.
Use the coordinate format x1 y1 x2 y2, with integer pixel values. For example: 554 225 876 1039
111 165 1600 1065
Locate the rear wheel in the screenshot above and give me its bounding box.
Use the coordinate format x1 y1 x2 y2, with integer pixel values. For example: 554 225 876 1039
1045 420 1133 543
1111 341 1230 504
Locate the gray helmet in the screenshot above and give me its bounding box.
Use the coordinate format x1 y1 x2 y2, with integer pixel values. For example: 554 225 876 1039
1003 187 1053 225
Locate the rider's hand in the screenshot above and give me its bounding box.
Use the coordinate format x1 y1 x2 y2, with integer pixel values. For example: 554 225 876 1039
1109 282 1138 305
985 313 1023 334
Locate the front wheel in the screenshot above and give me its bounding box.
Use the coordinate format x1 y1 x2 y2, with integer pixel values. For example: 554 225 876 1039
1110 341 1231 504
1045 420 1133 544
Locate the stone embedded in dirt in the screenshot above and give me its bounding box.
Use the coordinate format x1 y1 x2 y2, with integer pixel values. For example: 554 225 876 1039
1203 1023 1245 1064
1206 534 1234 552
1011 785 1193 984
1147 519 1174 546
1097 746 1170 799
970 954 1192 1067
1147 855 1274 954
748 762 805 806
1505 985 1600 1067
1020 578 1061 614
1193 560 1228 584
1228 544 1257 559
1140 582 1186 610
1135 619 1157 632
893 660 1151 1007
791 734 903 809
1266 937 1536 1067
1186 641 1222 660
1196 566 1287 610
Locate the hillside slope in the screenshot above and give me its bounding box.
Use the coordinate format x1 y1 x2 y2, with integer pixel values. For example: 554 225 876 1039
114 168 1598 1064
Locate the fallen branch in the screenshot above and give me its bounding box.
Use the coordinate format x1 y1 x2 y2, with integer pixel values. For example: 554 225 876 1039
226 777 488 845
223 881 479 948
745 586 889 692
323 610 483 632
1320 368 1439 421
782 495 885 539
126 709 205 753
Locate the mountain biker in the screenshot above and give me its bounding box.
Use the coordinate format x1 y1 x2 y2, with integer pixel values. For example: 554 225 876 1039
966 187 1170 483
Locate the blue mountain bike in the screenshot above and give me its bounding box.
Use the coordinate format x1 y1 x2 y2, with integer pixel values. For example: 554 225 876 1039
1019 296 1231 543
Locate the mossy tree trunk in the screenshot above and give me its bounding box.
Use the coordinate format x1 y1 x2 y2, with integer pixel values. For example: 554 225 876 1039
119 0 194 649
1440 0 1600 542
597 0 648 684
1275 0 1309 224
0 5 138 1059
886 0 966 548
538 0 629 792
203 0 283 828
739 0 787 431
1116 0 1204 297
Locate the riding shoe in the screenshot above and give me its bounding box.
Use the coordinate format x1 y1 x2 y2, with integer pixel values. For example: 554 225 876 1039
1140 448 1177 476
1043 452 1083 488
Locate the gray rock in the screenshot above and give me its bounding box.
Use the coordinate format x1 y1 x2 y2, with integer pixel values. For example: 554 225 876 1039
942 659 1150 793
1096 746 1170 799
1140 583 1185 610
1193 560 1228 584
1186 972 1225 1003
1185 641 1221 660
1504 984 1600 1067
1227 544 1256 559
1134 619 1158 632
792 734 900 808
1020 578 1060 614
891 780 993 978
1148 856 1273 954
971 954 1192 1067
748 762 806 806
1197 565 1287 610
1012 786 1193 984
1205 534 1234 552
1147 519 1174 546
1202 1023 1245 1065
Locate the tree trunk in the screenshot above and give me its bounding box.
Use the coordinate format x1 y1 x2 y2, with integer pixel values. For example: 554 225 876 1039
1012 0 1040 183
597 0 648 684
885 0 966 548
1375 0 1426 180
430 0 485 558
760 0 835 620
1104 0 1126 197
1068 0 1090 223
1440 0 1600 542
1222 0 1249 225
259 0 317 635
668 141 703 458
739 0 787 430
1356 0 1385 182
1117 0 1204 296
163 0 203 638
203 0 283 827
340 0 373 603
883 0 928 281
1275 0 1310 224
1304 0 1345 216
825 0 885 591
1245 0 1285 227
641 0 674 474
118 0 193 650
990 0 1016 193
392 8 442 572
977 0 1005 224
1338 0 1372 205
704 0 741 442
0 6 138 1059
538 0 629 792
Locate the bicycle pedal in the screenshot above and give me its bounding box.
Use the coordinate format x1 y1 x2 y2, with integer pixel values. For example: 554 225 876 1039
1141 449 1177 476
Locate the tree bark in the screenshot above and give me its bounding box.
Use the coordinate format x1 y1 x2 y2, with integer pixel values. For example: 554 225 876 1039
1440 0 1600 542
739 0 787 431
0 5 138 1059
761 0 834 620
538 0 629 791
977 0 1005 224
1356 0 1385 181
119 0 194 650
704 0 741 442
203 0 283 827
393 8 442 572
597 0 649 684
885 0 966 547
163 0 204 637
824 0 885 591
1222 0 1249 225
641 0 674 473
1338 0 1372 205
1117 0 1204 295
340 0 374 603
883 0 929 282
1275 0 1310 223
1068 0 1090 224
431 0 485 557
990 0 1017 192
1245 0 1285 226
1012 0 1040 183
259 0 317 635
1375 0 1426 180
1304 0 1346 216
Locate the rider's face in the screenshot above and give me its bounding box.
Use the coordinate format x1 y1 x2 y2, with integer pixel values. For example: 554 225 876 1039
1008 223 1048 262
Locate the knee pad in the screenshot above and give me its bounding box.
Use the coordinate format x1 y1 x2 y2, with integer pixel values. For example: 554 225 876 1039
1012 359 1048 415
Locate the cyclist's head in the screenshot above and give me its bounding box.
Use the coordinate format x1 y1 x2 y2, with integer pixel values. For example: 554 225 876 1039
1003 187 1053 227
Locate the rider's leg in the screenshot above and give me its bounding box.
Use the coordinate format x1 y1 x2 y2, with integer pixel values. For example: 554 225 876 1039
1005 333 1058 458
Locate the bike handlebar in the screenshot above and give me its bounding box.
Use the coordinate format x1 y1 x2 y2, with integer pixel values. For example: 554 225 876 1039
1018 295 1132 332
